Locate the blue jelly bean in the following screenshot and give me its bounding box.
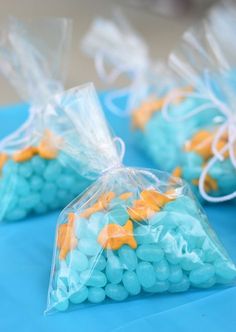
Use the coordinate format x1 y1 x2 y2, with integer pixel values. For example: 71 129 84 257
31 156 46 174
106 256 123 284
33 202 48 214
30 175 44 192
154 259 170 281
87 212 106 237
189 264 215 284
66 250 89 272
18 161 33 178
57 174 75 190
107 207 129 226
164 196 200 218
144 280 169 293
51 288 68 312
122 271 141 295
105 284 128 301
168 275 190 293
69 285 88 304
75 218 88 238
44 160 62 181
88 287 106 303
136 244 164 262
135 226 155 244
168 265 183 283
202 239 220 263
41 182 57 204
80 269 107 287
5 208 27 221
57 189 70 206
16 177 30 196
136 262 156 288
79 238 101 256
89 255 107 271
18 193 41 210
214 260 236 281
118 245 138 271
181 249 203 271
194 276 216 289
165 252 182 265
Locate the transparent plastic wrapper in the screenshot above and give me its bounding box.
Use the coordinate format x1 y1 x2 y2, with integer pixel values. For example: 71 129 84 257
82 6 236 203
0 17 91 222
81 11 175 117
46 83 236 314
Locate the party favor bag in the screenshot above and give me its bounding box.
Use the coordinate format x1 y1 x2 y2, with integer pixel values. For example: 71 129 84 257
0 17 91 221
46 83 236 314
82 5 236 203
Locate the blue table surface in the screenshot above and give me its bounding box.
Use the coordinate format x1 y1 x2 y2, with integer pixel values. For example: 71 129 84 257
0 92 235 332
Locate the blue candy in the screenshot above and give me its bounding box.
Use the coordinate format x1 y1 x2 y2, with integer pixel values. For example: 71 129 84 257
57 174 75 190
122 271 141 295
168 275 190 293
105 284 128 301
136 244 164 262
168 265 183 283
136 262 156 288
144 280 169 293
189 264 215 284
79 238 101 256
80 269 107 287
31 156 46 174
89 255 107 271
106 256 123 284
69 285 88 304
18 161 33 178
154 259 170 281
107 206 129 226
30 175 44 192
88 287 105 303
118 245 138 271
44 160 62 181
66 250 89 272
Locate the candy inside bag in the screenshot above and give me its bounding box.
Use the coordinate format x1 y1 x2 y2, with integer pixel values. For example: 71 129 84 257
46 83 236 314
0 17 92 222
82 6 236 203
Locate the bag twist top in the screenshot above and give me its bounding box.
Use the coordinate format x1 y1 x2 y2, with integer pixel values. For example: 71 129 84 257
42 83 124 179
0 17 72 153
82 11 173 116
162 1 236 203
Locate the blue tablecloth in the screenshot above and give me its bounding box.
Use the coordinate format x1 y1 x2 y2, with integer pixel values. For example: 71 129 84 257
0 93 235 332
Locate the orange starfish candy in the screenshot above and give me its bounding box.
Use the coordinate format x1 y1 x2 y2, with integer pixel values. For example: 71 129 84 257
12 146 38 163
37 129 59 159
80 192 116 218
192 174 218 193
98 219 137 250
128 189 174 222
57 213 78 260
185 130 229 160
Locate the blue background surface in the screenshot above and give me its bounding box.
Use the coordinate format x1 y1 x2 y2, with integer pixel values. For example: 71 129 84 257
0 92 235 332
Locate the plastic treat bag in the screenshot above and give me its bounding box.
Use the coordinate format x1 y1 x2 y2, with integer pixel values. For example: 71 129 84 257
46 83 236 314
81 11 175 117
0 17 91 222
